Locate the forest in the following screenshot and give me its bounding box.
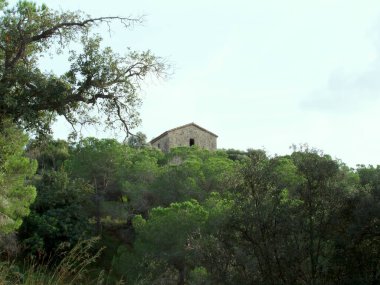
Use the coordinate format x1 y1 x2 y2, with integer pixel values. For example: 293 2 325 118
0 1 379 284
1 134 379 285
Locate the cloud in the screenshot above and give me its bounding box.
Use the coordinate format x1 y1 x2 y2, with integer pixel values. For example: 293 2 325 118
301 55 380 112
301 16 380 114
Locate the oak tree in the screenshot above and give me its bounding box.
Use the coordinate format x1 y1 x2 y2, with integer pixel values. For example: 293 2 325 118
0 1 166 137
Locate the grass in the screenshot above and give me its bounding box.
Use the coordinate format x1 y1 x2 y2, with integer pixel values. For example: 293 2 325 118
0 237 108 285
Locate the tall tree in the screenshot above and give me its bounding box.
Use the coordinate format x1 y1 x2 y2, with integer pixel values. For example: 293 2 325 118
18 137 93 257
197 148 358 285
65 138 127 234
132 200 208 285
0 120 37 233
0 1 166 136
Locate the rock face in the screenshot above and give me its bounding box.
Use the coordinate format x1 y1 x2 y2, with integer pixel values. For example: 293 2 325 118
150 123 217 152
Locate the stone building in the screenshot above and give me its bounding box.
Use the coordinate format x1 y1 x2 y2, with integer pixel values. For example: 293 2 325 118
150 123 218 152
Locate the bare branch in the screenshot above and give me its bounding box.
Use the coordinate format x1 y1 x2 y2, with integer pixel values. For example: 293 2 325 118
113 98 130 137
5 16 143 71
29 16 142 43
63 112 77 133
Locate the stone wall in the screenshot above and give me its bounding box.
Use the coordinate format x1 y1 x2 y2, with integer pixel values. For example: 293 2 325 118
168 125 217 150
151 124 217 152
151 134 170 152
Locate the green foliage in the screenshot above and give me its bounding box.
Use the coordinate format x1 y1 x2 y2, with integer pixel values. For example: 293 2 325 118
134 147 235 209
0 121 37 234
224 148 249 161
330 164 380 284
26 138 69 171
194 148 367 285
129 200 208 284
19 170 93 256
357 164 380 198
0 127 376 284
65 138 130 236
127 132 148 148
188 267 210 285
0 237 103 285
0 0 6 11
15 136 93 259
0 1 166 136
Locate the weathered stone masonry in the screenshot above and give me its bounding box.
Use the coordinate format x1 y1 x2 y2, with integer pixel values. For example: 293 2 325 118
150 123 217 152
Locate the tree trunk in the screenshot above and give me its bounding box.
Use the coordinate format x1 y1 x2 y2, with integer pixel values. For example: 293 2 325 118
177 266 185 285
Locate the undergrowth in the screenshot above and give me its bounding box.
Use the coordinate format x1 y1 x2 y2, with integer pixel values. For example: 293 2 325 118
0 237 114 285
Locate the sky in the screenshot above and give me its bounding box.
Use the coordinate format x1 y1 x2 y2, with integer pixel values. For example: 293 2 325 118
9 0 380 167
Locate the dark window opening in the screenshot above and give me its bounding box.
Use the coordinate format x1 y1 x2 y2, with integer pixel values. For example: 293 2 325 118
158 143 160 148
189 138 195 146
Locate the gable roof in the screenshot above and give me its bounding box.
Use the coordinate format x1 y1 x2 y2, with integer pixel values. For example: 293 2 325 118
150 122 218 144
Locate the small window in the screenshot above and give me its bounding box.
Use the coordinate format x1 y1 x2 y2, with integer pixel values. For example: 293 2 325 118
189 138 195 146
158 143 160 148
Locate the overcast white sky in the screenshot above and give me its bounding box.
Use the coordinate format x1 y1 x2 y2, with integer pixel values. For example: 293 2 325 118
12 0 380 167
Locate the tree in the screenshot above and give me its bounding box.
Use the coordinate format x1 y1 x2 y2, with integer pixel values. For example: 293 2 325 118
127 131 148 148
65 138 128 234
26 137 70 171
332 165 380 284
0 120 37 233
19 169 93 257
17 137 94 257
192 192 234 285
194 148 359 285
225 150 304 285
0 1 166 137
132 200 208 285
141 147 235 209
